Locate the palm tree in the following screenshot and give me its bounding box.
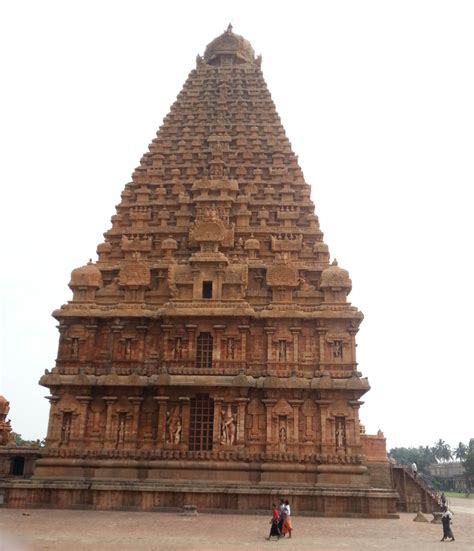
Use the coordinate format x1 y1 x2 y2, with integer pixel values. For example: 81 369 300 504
454 442 468 461
433 439 452 463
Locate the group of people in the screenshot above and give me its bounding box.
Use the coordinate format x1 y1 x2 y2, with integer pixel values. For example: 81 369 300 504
266 499 292 540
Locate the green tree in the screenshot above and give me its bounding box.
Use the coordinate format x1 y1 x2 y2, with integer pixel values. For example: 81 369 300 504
454 442 468 461
389 446 435 474
463 447 474 490
433 439 452 463
11 432 45 448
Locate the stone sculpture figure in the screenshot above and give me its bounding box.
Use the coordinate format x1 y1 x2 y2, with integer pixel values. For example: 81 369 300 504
174 419 182 444
221 405 236 445
117 415 126 446
333 341 343 358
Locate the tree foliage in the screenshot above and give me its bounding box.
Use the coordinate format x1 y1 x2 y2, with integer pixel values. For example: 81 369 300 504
389 438 472 474
11 432 45 448
454 442 468 461
463 441 474 484
388 446 436 474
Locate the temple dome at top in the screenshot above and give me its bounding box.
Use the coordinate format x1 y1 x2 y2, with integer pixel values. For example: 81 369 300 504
204 24 256 65
0 395 9 415
69 261 102 288
320 259 352 291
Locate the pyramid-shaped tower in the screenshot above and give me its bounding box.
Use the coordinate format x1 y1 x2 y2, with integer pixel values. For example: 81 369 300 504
26 26 396 516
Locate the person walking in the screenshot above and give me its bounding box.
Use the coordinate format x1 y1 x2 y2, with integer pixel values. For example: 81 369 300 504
278 499 286 534
281 499 293 538
266 503 281 540
440 506 455 542
411 462 418 479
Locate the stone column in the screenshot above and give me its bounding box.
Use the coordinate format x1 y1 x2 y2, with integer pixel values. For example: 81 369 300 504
57 325 67 360
316 327 327 368
264 327 275 363
103 397 117 447
289 400 303 444
349 400 363 447
155 396 169 447
111 323 124 360
238 325 250 364
85 325 98 362
77 396 92 443
191 268 201 300
179 396 191 450
186 324 197 362
236 398 249 446
213 397 223 446
262 399 276 449
316 399 331 454
45 395 60 442
129 397 144 448
213 325 226 362
161 325 173 361
349 329 357 368
290 327 301 365
136 325 148 363
215 268 225 300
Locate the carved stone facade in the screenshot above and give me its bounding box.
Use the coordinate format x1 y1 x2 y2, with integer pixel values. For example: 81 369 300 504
2 26 397 516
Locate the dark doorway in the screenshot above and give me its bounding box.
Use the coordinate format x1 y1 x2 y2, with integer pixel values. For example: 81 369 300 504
189 394 214 451
11 456 25 476
202 281 213 299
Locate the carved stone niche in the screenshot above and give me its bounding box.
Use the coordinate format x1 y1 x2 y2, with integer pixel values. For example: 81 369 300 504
165 404 182 446
326 333 350 361
327 399 353 451
272 397 293 450
220 404 237 446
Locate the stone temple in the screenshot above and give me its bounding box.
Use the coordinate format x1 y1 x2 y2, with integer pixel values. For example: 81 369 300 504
4 26 397 516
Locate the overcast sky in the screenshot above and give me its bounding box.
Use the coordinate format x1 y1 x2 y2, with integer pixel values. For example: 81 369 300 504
0 1 472 451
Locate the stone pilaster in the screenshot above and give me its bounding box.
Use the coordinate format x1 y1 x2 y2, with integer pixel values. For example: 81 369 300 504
103 397 117 447
155 396 169 447
179 396 191 450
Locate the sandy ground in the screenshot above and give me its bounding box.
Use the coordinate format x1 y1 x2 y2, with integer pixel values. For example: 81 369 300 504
0 498 472 550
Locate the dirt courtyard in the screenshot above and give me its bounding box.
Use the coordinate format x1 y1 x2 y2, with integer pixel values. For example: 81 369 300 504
0 498 472 550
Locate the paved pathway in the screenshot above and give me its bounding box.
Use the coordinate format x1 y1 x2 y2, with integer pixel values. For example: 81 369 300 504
0 498 472 550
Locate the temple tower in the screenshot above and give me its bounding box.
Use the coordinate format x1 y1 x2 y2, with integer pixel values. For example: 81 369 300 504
12 26 397 516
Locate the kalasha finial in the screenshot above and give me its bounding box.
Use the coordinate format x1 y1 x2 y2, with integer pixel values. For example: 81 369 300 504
226 23 233 33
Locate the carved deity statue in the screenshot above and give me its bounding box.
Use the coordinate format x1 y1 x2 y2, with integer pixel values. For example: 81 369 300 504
221 405 236 445
279 426 287 444
333 341 343 358
226 338 235 360
116 415 126 446
335 417 346 449
174 419 182 444
166 408 181 444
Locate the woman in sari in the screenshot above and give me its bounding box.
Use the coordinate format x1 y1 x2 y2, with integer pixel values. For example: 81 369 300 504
266 503 281 540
